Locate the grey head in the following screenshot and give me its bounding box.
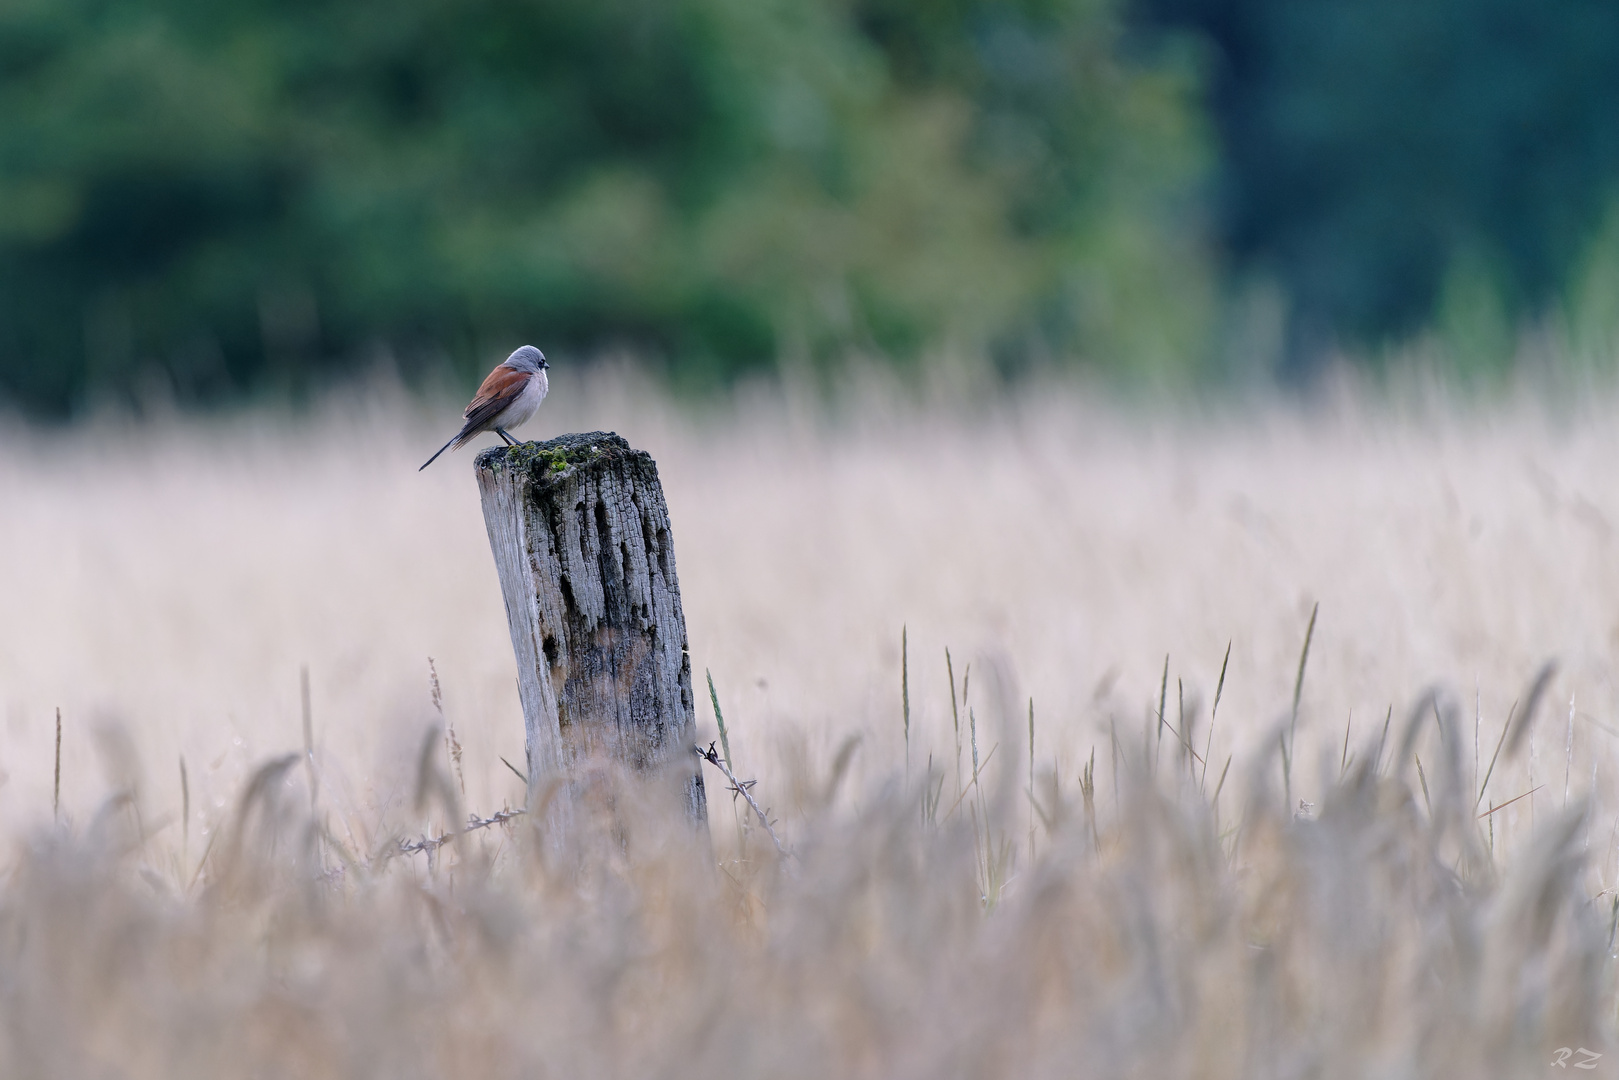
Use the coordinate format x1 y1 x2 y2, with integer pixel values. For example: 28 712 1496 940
504 345 549 373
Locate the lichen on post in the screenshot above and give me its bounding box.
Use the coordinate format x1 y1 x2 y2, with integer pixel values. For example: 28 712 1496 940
475 431 707 825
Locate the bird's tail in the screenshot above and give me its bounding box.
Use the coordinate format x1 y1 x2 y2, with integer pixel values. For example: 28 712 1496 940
419 432 462 471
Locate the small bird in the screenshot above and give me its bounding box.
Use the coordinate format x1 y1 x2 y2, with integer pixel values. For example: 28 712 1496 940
420 345 550 470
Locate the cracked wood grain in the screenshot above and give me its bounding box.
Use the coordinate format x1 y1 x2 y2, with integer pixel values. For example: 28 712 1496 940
476 432 707 827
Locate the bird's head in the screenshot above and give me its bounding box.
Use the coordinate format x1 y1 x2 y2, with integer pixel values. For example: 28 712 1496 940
505 345 548 373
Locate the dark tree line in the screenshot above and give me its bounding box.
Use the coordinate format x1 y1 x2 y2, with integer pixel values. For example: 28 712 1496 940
1 0 1615 412
0 0 1203 413
1143 0 1619 372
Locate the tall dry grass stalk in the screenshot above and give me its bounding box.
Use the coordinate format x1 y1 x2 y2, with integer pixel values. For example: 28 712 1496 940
1 367 1618 1072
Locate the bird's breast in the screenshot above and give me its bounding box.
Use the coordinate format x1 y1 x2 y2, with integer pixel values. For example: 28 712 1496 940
500 370 548 427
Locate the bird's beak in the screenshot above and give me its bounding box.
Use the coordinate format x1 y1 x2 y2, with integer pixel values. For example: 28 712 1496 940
540 359 549 370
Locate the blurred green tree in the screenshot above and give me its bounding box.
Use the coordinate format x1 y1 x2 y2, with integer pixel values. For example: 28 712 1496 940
0 0 1210 413
1143 0 1619 374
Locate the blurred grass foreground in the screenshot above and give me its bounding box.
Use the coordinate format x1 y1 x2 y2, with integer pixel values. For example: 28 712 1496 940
4 707 1606 1078
3 381 1619 1075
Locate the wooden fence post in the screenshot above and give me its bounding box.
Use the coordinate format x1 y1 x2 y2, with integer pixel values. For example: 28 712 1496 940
475 432 707 825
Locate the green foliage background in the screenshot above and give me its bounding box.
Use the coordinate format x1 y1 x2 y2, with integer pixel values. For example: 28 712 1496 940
3 0 1618 413
0 0 1209 413
1144 0 1619 379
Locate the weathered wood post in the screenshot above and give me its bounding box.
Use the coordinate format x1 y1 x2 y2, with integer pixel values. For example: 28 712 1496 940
475 432 707 825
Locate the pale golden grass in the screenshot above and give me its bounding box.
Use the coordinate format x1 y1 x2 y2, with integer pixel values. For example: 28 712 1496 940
0 367 1617 1075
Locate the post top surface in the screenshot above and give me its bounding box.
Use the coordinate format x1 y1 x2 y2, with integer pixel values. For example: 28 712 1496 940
475 431 645 484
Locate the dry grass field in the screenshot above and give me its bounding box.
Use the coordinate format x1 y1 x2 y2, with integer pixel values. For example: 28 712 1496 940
1 366 1617 1076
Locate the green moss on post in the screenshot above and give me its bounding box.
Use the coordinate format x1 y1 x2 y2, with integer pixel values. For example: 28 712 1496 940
476 430 620 480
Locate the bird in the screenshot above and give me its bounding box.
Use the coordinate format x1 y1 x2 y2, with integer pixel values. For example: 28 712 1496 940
420 346 550 470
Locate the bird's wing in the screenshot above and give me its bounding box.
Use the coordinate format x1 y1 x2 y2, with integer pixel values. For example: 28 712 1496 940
461 364 529 430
